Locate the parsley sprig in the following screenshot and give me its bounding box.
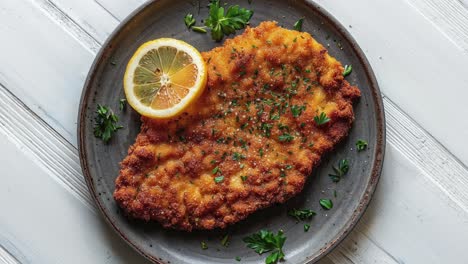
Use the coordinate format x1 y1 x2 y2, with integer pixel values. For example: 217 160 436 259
93 105 123 143
356 139 368 151
205 0 254 41
314 112 330 126
328 159 349 182
343 65 352 76
243 230 286 264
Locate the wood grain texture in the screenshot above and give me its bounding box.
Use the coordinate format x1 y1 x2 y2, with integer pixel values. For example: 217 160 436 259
0 134 150 264
0 0 468 263
406 0 468 52
0 246 19 264
313 0 468 166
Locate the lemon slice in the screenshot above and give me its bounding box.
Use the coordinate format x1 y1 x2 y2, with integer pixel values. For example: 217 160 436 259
124 38 207 118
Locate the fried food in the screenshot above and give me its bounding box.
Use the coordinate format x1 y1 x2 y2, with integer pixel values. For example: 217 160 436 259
114 21 360 231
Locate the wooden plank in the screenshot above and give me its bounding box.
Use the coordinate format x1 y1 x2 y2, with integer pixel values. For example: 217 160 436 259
312 0 468 166
0 246 20 264
406 0 468 52
33 0 119 44
0 0 96 143
0 134 150 264
94 0 145 21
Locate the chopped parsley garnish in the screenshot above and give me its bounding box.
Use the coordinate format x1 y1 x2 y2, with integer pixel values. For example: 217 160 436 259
204 0 254 41
304 224 310 232
232 152 246 161
201 241 208 250
235 256 241 261
243 230 286 264
279 133 294 142
314 112 330 125
328 159 349 182
343 64 352 76
214 175 224 183
259 148 264 157
319 199 333 210
221 234 230 247
288 208 316 221
261 123 273 137
356 139 368 151
241 175 248 181
184 13 196 29
291 105 306 117
192 26 207 33
93 105 123 143
119 98 126 111
212 166 220 174
293 18 304 31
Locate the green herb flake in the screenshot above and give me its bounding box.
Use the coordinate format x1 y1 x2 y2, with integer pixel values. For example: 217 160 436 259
241 175 248 181
232 152 246 161
259 148 264 157
328 159 349 183
214 175 225 183
291 105 306 118
119 98 126 111
201 241 208 250
356 139 368 151
93 105 123 143
243 230 286 264
192 26 207 33
304 224 310 232
279 133 294 142
235 256 241 261
343 64 352 76
212 166 220 174
204 0 254 41
221 234 230 247
184 13 196 28
319 199 333 210
293 18 304 31
314 112 330 126
288 208 316 221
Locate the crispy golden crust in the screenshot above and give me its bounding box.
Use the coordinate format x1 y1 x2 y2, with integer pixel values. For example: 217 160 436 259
114 21 360 231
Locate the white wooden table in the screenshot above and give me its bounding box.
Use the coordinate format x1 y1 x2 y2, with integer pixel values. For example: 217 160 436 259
1 0 468 263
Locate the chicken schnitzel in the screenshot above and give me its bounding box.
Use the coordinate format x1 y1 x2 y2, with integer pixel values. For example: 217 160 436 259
114 21 360 231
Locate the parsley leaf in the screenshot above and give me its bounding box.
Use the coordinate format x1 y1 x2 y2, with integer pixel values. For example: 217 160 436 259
192 26 207 33
214 175 224 183
293 18 304 31
314 112 330 125
221 234 230 247
205 0 254 41
119 98 126 111
291 105 306 117
201 241 208 250
343 65 352 76
328 159 349 182
241 175 248 181
288 208 316 221
319 199 333 210
93 105 123 143
304 224 310 232
279 133 294 142
356 139 368 151
232 152 246 161
243 230 286 264
184 13 196 29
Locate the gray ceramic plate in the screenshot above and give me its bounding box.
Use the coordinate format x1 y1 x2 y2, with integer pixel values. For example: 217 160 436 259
78 0 385 263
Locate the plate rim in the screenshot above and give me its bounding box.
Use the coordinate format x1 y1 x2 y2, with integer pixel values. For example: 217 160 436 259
77 1 386 263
